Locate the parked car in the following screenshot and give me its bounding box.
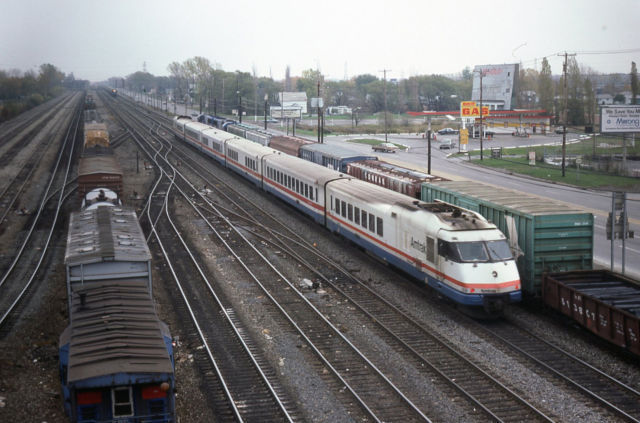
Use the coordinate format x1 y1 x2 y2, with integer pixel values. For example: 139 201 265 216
372 142 398 153
439 139 455 150
438 127 459 135
555 126 565 134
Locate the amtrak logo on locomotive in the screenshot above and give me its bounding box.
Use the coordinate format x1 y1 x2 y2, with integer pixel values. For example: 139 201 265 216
410 237 426 254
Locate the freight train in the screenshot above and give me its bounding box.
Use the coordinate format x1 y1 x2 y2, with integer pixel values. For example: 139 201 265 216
58 118 175 422
173 116 522 313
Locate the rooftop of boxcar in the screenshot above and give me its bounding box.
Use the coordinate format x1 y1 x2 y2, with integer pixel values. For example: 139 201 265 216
427 180 589 216
78 155 122 176
61 279 173 383
65 207 151 267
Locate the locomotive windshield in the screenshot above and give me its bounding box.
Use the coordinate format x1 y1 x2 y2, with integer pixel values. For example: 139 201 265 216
439 239 513 263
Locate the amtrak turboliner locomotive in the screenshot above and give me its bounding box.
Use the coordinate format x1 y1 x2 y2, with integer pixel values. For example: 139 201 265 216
173 116 521 312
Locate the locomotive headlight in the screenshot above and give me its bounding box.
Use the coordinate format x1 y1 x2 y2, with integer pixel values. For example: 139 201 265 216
492 271 498 278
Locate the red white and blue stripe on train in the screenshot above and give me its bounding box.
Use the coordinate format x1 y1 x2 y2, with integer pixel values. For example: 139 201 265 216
173 116 521 312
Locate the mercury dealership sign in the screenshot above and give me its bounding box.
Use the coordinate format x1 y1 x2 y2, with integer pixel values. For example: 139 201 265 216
600 106 640 133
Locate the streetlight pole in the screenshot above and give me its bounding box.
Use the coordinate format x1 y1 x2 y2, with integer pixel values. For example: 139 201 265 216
236 73 242 123
380 69 391 142
264 94 268 130
317 81 321 143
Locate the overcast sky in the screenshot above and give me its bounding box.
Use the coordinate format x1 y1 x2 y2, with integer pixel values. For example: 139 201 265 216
1 0 638 82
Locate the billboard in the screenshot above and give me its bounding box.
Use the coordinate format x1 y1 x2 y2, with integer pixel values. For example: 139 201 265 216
279 92 308 114
600 106 640 133
471 64 519 110
271 107 302 119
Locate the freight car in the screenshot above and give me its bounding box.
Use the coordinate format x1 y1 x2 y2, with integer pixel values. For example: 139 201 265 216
173 116 522 313
347 160 447 199
83 122 109 149
299 143 378 172
543 270 640 357
77 121 123 204
421 181 594 297
59 206 175 422
77 154 123 203
269 135 314 157
84 94 95 110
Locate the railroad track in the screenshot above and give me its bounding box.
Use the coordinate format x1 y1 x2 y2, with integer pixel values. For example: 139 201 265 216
475 318 640 422
0 94 82 335
102 90 301 422
109 95 561 422
0 93 72 147
110 92 640 422
107 93 430 422
0 94 78 231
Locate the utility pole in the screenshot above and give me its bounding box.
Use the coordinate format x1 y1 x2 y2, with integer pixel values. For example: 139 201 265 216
380 69 391 142
479 71 484 161
558 51 576 177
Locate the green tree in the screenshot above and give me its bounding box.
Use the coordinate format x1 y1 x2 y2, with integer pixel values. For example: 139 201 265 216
517 68 539 108
566 57 585 125
583 77 595 125
538 57 553 114
296 68 323 101
38 63 64 97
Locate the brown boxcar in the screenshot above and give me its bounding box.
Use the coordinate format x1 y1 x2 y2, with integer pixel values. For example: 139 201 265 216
269 135 314 157
77 155 123 203
543 270 640 357
346 160 447 199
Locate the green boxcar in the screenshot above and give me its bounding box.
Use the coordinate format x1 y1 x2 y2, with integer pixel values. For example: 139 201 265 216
421 181 593 296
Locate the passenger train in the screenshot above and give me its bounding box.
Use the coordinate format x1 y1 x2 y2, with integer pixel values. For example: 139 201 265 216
58 111 175 422
173 116 522 313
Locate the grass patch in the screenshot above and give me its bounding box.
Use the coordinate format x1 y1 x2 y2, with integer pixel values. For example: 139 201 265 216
346 138 407 149
471 157 639 190
466 135 640 157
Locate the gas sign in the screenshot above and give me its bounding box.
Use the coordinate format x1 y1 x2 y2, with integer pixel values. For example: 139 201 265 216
460 101 490 118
